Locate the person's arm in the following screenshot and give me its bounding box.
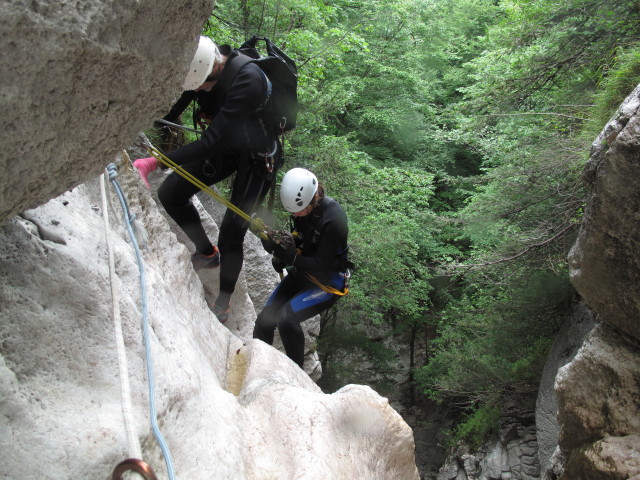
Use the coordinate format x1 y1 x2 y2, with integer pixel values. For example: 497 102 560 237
162 91 197 123
275 203 349 273
166 62 266 165
292 221 345 273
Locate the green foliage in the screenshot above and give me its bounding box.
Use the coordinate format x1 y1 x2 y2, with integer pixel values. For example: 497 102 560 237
416 268 572 405
203 0 637 433
587 45 640 136
447 403 500 450
460 0 640 112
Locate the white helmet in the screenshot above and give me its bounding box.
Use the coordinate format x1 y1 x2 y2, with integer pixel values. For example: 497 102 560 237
280 168 319 213
183 36 222 90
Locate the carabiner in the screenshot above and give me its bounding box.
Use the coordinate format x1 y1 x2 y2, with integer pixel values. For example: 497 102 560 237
111 458 158 480
343 269 351 289
264 153 274 173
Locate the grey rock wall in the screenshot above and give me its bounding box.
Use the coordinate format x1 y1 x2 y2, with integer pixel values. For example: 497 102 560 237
569 84 640 341
0 160 420 479
560 84 640 479
536 302 596 476
436 402 540 480
0 0 211 223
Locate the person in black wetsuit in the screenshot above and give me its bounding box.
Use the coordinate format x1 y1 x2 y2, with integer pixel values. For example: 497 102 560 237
133 36 281 323
253 168 350 369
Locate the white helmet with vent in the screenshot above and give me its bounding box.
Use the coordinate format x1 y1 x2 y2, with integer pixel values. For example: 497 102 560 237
280 168 318 213
183 36 222 90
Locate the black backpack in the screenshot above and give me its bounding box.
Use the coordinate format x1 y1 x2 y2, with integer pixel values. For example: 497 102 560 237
220 36 298 133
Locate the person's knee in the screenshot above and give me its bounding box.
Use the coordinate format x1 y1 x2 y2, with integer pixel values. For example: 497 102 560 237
157 178 173 209
218 219 248 251
277 308 304 340
157 175 186 211
253 310 276 343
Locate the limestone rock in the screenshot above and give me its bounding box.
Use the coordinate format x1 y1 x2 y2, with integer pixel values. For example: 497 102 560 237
0 0 211 223
436 405 539 480
568 84 640 341
563 435 640 480
536 302 596 474
556 323 640 452
0 162 419 479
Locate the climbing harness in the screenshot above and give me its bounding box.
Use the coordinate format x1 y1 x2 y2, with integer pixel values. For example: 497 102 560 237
112 458 158 480
144 144 271 241
106 163 177 480
306 271 350 296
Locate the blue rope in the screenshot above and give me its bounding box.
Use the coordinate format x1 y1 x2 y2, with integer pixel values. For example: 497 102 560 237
107 163 176 480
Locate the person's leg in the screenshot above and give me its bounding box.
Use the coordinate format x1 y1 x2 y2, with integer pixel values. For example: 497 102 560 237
253 274 300 345
277 285 338 368
157 157 234 255
216 166 275 296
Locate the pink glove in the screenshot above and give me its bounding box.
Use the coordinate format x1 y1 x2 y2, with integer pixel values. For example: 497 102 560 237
132 157 159 189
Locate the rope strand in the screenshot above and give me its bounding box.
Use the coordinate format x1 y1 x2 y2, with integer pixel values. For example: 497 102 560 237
100 172 142 460
144 144 270 239
107 163 177 480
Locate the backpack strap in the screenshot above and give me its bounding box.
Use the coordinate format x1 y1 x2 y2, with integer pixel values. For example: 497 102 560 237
217 52 272 112
217 53 254 94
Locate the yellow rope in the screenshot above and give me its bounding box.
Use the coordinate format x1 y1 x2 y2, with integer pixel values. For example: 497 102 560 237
144 146 349 295
144 145 269 239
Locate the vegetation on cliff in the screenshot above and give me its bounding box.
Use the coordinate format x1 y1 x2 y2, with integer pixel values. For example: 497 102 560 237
198 0 640 447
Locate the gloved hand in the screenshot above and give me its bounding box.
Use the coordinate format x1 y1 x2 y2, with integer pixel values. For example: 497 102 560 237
273 232 296 264
260 235 275 254
132 156 159 189
272 257 286 273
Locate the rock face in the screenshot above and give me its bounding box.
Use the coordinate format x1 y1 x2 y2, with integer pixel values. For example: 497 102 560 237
436 403 540 480
0 5 419 475
0 0 211 223
536 302 596 476
0 161 420 479
569 84 640 340
560 83 640 479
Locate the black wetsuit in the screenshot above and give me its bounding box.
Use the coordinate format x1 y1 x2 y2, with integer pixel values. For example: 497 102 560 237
157 49 281 295
253 195 349 368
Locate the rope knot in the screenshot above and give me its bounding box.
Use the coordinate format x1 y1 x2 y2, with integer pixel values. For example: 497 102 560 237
107 163 118 180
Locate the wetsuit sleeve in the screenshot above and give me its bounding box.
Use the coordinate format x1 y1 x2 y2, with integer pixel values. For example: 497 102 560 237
166 62 266 165
163 91 197 123
293 207 348 274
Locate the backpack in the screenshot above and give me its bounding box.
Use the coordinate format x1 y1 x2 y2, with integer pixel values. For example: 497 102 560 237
220 36 298 133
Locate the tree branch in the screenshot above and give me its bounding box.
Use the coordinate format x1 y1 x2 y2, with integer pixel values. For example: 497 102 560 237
479 112 587 121
451 222 578 269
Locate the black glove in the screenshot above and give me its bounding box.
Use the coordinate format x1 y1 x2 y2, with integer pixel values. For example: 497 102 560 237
273 238 296 264
260 235 275 254
272 257 286 273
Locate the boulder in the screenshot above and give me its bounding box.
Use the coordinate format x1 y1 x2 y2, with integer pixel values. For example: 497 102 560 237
0 0 211 222
568 84 640 340
556 323 640 451
0 161 420 479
